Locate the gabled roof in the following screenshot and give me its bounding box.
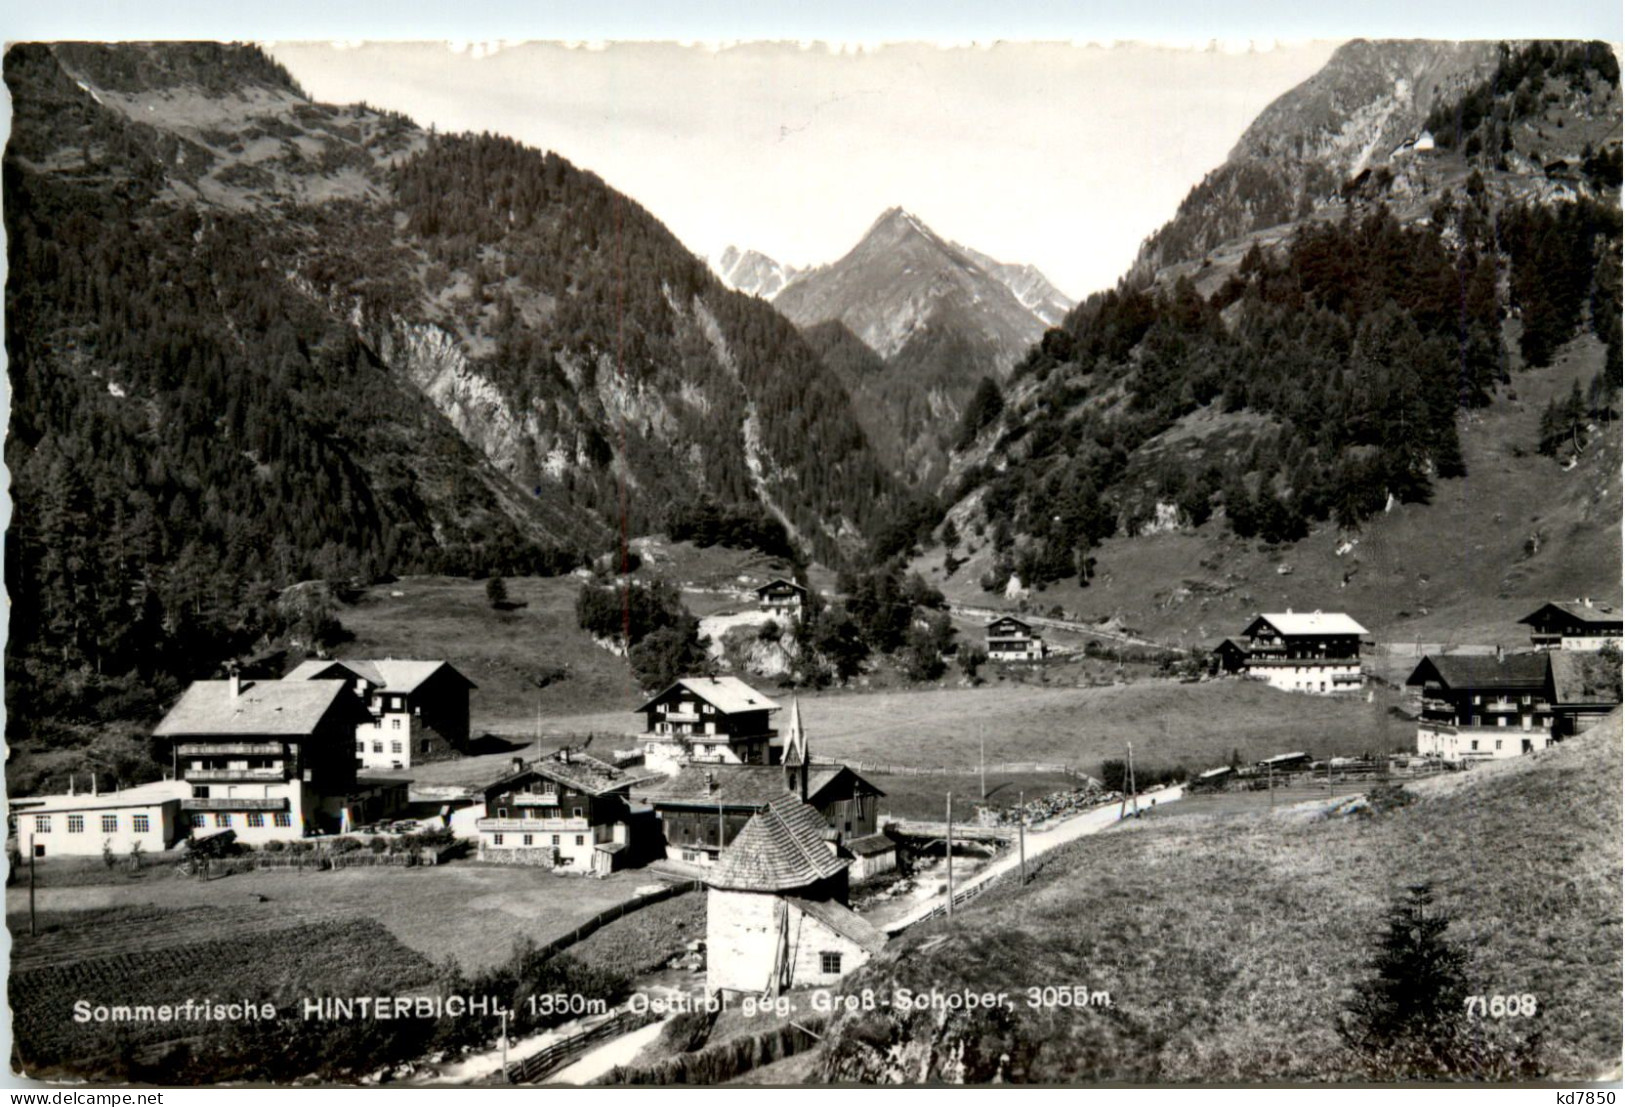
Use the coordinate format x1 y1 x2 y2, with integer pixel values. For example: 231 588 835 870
844 832 896 857
1244 612 1368 637
285 658 476 692
756 577 807 595
1548 652 1624 706
707 794 850 892
484 752 659 800
1404 653 1549 692
1214 638 1251 654
986 616 1033 633
633 763 881 809
637 676 780 715
786 896 888 955
1518 602 1623 629
153 680 369 738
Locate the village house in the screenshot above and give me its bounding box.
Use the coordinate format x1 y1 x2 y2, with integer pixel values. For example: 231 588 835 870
985 615 1045 662
705 793 888 998
1518 600 1623 652
638 676 780 774
475 748 659 875
1406 653 1557 761
1235 611 1367 693
755 578 808 618
284 658 476 770
633 699 888 868
152 675 393 843
10 778 190 859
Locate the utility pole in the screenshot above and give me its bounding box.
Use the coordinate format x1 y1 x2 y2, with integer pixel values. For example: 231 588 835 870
979 730 987 801
29 834 37 937
1017 790 1026 886
945 792 954 921
500 1009 510 1082
1128 742 1139 818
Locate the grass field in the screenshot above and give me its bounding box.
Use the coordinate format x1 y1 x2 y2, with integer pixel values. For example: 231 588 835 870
7 863 658 974
815 713 1623 1083
865 771 1082 822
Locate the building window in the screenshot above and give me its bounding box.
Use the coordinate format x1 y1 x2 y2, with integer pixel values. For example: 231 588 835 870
1470 740 1479 751
493 834 504 846
552 834 560 846
820 952 843 974
33 816 50 834
356 742 365 753
392 719 402 730
523 834 534 846
191 814 206 829
1495 740 1502 750
274 812 292 828
68 815 85 833
573 807 583 818
248 813 265 828
419 739 429 753
101 814 118 834
132 815 150 834
391 741 402 754
373 742 383 753
575 835 585 846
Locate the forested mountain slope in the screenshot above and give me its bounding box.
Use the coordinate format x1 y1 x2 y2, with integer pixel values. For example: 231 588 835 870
926 40 1621 641
4 42 900 756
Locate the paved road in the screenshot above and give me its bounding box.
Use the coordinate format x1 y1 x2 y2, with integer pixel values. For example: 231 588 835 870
882 786 1184 934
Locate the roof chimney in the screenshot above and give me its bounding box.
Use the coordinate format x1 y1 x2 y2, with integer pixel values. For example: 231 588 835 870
68 773 75 797
1584 597 1593 609
91 772 98 797
705 770 716 793
228 667 241 699
511 757 525 775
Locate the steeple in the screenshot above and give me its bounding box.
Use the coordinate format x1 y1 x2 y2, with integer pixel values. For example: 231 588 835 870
782 697 809 802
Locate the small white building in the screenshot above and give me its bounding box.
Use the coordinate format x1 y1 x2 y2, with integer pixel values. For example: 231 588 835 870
706 793 887 998
10 779 190 859
638 676 781 775
755 578 807 617
1519 601 1623 652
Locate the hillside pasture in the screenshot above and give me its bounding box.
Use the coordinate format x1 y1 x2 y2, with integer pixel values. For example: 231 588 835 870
819 714 1623 1083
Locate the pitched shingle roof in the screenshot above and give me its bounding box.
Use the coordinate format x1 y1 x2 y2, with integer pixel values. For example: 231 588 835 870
707 794 850 891
756 577 807 595
485 752 659 799
633 763 877 809
1519 601 1623 629
1246 612 1368 637
153 680 366 737
1549 651 1624 706
285 658 475 692
786 896 888 955
1405 653 1549 692
637 676 780 716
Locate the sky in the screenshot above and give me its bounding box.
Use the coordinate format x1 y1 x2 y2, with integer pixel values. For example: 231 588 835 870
266 40 1344 300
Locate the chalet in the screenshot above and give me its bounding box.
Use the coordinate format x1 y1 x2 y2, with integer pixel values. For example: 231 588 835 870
152 675 385 842
636 698 884 866
755 578 808 617
638 676 780 774
1518 601 1623 652
10 779 190 859
476 749 659 875
285 659 476 770
1237 611 1367 693
706 794 887 998
1406 653 1555 761
1547 651 1623 736
985 616 1045 662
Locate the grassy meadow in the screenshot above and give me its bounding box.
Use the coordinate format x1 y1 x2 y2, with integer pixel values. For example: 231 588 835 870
816 713 1623 1083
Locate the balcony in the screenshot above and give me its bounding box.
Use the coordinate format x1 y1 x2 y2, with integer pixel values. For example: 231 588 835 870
663 710 703 723
510 793 561 807
181 797 288 812
176 742 285 757
185 768 288 783
477 817 590 834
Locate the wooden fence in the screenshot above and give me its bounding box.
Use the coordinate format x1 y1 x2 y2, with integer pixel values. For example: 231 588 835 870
841 760 1088 779
503 1009 659 1084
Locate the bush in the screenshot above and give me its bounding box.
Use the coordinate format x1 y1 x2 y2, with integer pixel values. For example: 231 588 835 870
369 837 389 854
